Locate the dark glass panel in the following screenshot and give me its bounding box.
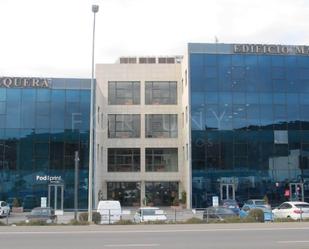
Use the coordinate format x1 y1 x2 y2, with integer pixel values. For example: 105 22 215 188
107 182 141 206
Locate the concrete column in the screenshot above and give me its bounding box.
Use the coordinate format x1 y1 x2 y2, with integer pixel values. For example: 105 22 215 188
140 180 145 206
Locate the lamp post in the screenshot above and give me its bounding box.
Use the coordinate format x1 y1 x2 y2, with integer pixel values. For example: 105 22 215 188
88 4 99 223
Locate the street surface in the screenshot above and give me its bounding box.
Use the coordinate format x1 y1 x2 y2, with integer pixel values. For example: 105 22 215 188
1 223 309 249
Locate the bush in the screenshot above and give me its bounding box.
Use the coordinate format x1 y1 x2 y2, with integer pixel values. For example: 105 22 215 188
184 217 205 224
12 198 21 208
68 219 89 225
113 219 134 225
92 212 101 224
143 220 168 225
274 218 295 222
79 212 101 224
180 191 187 205
14 220 51 226
248 209 264 222
0 221 6 226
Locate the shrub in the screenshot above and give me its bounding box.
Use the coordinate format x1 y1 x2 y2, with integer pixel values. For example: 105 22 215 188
0 221 6 226
68 219 89 225
248 208 264 222
12 198 21 208
180 191 187 205
274 218 295 222
114 219 134 225
79 212 88 222
184 217 205 224
79 212 101 224
14 220 51 226
144 220 168 225
92 212 101 224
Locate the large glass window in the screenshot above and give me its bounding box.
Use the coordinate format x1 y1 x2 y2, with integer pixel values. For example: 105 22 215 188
145 114 177 138
145 182 179 206
108 81 140 105
108 148 140 172
0 79 91 210
108 114 140 138
107 182 140 206
146 148 178 172
145 81 177 105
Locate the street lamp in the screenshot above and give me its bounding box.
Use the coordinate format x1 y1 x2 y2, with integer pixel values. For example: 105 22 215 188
88 4 99 223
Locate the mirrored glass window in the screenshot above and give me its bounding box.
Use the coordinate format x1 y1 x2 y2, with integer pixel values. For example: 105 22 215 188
145 81 177 105
145 114 177 138
108 81 140 105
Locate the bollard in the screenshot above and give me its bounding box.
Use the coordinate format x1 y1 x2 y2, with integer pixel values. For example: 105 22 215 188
108 209 111 225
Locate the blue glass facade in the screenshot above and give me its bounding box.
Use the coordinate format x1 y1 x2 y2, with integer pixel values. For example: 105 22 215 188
0 78 90 209
190 44 309 207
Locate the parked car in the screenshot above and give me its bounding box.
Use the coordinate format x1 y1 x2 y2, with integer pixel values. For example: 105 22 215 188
203 206 238 221
272 201 309 220
244 199 271 209
239 203 274 221
97 200 122 224
133 207 167 223
26 207 57 224
221 199 240 215
0 201 10 217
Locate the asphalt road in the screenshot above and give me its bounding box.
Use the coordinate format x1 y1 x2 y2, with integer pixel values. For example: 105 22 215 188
1 223 309 249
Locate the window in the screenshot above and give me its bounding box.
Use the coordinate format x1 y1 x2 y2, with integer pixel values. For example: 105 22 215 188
145 114 177 138
108 114 140 138
145 181 179 206
146 148 178 172
108 81 140 105
107 182 140 206
108 148 140 172
145 81 177 105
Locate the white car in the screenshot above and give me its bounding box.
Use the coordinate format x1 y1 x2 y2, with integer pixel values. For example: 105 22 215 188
133 207 167 223
0 201 10 217
272 201 309 220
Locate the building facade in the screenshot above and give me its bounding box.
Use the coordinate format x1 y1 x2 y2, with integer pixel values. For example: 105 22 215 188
94 57 189 207
188 43 309 207
0 77 91 209
2 43 309 210
95 43 309 208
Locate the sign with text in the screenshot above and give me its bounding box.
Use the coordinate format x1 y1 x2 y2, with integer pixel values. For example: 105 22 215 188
0 77 51 88
41 197 47 208
233 44 309 55
212 196 219 207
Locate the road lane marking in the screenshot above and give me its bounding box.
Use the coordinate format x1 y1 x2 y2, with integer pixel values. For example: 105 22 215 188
277 241 309 243
105 244 159 247
1 227 309 235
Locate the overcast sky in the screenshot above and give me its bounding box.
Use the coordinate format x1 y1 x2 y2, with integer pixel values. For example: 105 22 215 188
0 0 308 77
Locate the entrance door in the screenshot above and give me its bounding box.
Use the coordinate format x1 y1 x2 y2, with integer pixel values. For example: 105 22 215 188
289 183 304 202
220 183 235 201
48 183 64 210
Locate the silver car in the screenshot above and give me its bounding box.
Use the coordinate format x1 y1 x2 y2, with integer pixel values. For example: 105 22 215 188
0 201 10 217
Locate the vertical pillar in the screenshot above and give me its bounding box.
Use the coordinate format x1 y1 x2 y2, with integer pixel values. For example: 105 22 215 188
141 181 145 206
54 185 57 210
48 185 51 208
61 185 64 210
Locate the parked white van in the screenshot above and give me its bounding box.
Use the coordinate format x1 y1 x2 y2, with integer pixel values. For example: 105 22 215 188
97 200 121 224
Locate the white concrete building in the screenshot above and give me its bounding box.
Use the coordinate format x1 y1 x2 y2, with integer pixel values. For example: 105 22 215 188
94 56 190 207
